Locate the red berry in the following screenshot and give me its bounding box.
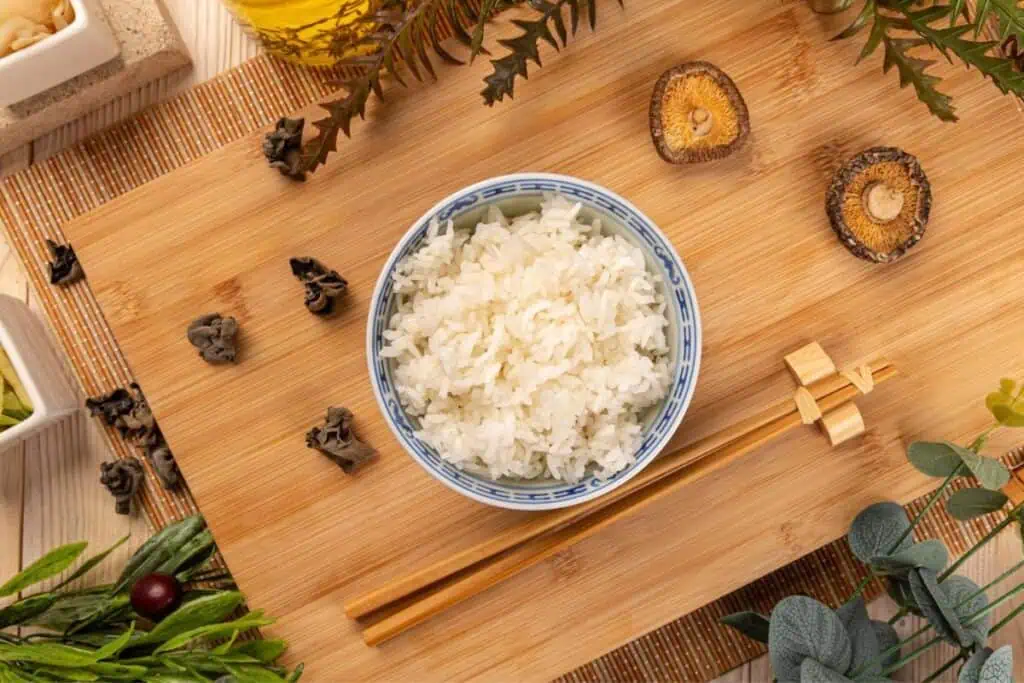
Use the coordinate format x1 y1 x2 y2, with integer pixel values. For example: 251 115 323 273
130 573 182 621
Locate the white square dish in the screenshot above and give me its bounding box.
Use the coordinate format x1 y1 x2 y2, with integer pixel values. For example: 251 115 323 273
0 0 120 107
0 295 78 449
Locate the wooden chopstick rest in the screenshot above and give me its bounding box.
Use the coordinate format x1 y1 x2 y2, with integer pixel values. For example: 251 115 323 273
819 402 865 446
785 343 871 446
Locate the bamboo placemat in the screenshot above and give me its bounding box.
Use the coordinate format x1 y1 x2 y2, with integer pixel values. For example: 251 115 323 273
0 53 1019 682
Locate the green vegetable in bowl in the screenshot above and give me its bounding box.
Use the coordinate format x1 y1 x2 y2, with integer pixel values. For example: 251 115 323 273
0 347 32 431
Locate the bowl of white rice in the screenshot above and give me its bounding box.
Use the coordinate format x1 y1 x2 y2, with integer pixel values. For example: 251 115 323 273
368 173 701 510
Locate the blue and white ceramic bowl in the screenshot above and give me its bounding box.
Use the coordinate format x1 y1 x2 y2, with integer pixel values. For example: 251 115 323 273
367 173 701 510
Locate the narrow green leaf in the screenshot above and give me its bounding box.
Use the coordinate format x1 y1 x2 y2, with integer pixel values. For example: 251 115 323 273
720 611 769 643
0 593 57 629
226 665 288 683
947 488 1009 520
56 535 129 591
134 591 245 647
211 629 241 655
113 516 205 595
834 0 876 41
286 663 304 683
93 623 135 661
26 665 99 681
0 641 97 667
154 610 274 654
230 640 288 663
0 542 88 597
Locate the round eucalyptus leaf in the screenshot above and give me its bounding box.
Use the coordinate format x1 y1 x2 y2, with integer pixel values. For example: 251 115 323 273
908 568 971 647
800 658 853 683
885 577 920 615
769 596 852 683
721 611 770 644
907 441 963 477
947 488 1009 521
959 647 993 683
870 620 900 669
943 575 989 646
945 442 1011 490
978 645 1013 683
869 539 949 575
834 597 880 676
848 503 913 564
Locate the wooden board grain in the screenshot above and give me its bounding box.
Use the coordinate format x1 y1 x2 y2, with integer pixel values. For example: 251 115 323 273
63 1 1024 679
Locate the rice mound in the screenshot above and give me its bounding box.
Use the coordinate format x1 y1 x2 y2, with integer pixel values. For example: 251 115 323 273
382 194 671 482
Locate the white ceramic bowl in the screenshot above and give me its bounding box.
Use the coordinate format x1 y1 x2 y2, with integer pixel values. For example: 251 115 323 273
0 295 77 449
0 0 120 107
367 173 702 510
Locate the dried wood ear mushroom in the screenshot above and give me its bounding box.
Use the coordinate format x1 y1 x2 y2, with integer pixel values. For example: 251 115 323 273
649 61 750 164
187 313 239 364
263 117 306 180
289 257 348 316
100 458 143 515
45 239 83 286
306 406 377 474
826 147 931 263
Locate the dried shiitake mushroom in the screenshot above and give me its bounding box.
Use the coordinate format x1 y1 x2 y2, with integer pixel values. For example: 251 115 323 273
826 147 931 263
649 61 750 164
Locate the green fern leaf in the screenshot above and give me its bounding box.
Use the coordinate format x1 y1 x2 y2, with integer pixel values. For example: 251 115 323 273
834 0 876 41
881 34 958 121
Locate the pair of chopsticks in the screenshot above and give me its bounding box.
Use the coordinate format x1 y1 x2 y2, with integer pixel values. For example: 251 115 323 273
346 360 897 645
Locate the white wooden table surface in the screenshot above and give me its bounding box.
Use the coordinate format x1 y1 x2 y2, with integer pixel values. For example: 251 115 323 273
0 2 1022 680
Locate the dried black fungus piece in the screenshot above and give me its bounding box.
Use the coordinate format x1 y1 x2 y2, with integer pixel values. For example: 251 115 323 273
46 239 84 286
306 407 377 474
263 117 306 180
187 313 239 364
289 257 348 316
86 384 160 446
100 458 144 515
146 442 180 489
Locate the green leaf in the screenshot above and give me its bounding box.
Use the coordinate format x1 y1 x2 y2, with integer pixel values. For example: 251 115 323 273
871 620 900 669
834 0 876 41
30 665 100 680
947 488 1009 520
0 642 97 667
154 610 274 654
947 443 1011 490
907 441 963 477
986 378 1024 427
134 591 245 646
63 593 133 636
908 568 971 647
0 542 88 597
55 535 129 591
870 539 949 574
960 647 993 683
230 640 288 663
848 502 913 564
799 658 852 682
979 645 1013 683
0 593 57 629
835 597 879 676
93 623 135 661
113 516 205 595
880 30 958 122
769 596 852 682
720 611 769 644
944 575 989 647
226 665 288 683
286 664 304 683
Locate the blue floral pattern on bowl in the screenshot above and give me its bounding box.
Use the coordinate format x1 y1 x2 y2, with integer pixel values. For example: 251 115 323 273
367 173 701 510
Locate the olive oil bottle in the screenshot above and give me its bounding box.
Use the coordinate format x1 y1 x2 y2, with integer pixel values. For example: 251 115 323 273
222 0 371 66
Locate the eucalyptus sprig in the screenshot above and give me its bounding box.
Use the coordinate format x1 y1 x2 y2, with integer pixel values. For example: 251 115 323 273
833 0 1024 122
723 377 1024 683
0 516 302 682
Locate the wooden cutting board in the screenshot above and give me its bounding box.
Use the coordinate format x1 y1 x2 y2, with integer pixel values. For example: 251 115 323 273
63 0 1024 679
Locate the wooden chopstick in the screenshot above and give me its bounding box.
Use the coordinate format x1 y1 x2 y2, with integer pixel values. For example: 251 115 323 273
350 361 896 644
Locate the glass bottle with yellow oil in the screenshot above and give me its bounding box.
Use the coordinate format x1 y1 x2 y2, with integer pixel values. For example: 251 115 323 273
222 0 371 66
